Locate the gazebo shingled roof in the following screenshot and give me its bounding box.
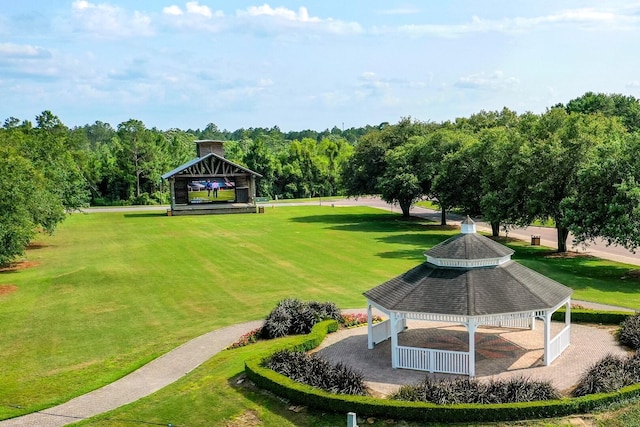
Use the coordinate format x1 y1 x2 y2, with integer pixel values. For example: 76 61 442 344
424 232 514 260
363 216 573 376
364 261 572 316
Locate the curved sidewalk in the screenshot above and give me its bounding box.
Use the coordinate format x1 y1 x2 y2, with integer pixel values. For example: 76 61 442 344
0 320 263 427
2 302 634 425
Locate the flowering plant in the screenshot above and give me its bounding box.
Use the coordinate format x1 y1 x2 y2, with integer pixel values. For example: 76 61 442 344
226 327 263 349
341 313 383 328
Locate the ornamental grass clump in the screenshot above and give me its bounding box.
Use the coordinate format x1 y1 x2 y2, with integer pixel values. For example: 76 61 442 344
572 352 640 397
390 376 559 404
619 313 640 350
262 298 342 339
265 349 367 396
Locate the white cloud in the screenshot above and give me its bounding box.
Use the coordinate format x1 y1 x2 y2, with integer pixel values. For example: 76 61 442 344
161 2 224 32
242 5 319 22
162 5 183 16
185 1 215 18
382 5 640 38
455 70 520 90
69 0 153 38
0 43 51 59
236 4 362 35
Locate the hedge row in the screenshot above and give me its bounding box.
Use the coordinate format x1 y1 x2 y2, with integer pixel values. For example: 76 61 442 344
552 308 634 324
244 316 640 423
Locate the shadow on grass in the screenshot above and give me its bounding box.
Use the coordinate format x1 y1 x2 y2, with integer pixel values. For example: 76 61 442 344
289 212 442 233
508 244 640 297
123 212 167 218
291 213 457 260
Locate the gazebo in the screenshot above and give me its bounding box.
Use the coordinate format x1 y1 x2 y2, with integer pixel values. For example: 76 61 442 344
363 217 573 376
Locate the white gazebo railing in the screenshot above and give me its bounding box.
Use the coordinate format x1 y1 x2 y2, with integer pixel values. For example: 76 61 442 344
396 346 469 374
548 325 571 364
370 319 391 346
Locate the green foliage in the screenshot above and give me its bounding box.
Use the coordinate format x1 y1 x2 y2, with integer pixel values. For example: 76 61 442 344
262 298 342 339
573 353 640 397
390 376 560 404
619 313 640 350
565 132 640 251
0 111 87 265
246 333 640 423
265 349 367 395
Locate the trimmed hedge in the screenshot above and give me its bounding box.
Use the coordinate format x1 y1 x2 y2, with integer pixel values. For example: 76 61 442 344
552 308 633 325
245 315 640 423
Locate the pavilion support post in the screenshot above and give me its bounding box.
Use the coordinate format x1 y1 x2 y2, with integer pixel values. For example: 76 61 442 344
467 320 478 377
367 301 374 350
169 178 176 210
543 310 552 365
390 312 398 369
565 300 571 327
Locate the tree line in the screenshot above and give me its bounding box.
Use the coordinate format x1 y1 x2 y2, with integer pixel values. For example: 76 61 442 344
2 91 640 265
343 92 640 253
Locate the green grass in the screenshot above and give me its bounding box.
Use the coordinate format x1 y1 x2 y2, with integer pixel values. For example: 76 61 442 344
414 200 440 210
0 206 451 419
506 239 640 308
3 205 640 425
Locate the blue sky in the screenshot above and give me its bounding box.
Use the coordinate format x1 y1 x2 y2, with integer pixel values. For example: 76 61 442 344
2 1 640 131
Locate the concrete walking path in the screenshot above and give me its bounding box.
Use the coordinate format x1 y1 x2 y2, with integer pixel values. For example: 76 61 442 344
0 320 263 427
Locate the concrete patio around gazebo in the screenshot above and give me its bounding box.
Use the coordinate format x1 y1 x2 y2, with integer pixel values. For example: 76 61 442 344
312 317 629 396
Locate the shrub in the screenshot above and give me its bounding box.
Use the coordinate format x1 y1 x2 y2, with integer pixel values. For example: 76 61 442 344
308 301 342 322
484 377 561 403
619 313 640 350
262 298 342 339
390 376 560 404
264 349 367 396
226 327 263 349
263 304 292 339
573 354 632 397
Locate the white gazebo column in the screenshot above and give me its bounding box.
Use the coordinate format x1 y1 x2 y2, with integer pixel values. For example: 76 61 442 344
390 312 399 368
467 319 478 377
543 310 552 365
565 300 571 328
367 301 374 349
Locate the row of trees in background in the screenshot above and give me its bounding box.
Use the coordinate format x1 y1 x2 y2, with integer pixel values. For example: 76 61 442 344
2 91 640 265
343 92 640 253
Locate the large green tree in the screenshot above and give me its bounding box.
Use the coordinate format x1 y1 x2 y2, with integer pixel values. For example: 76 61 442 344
341 117 433 215
506 109 626 252
0 111 87 265
565 132 640 250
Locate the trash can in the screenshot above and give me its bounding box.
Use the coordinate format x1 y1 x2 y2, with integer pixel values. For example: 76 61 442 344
258 206 265 214
531 235 540 245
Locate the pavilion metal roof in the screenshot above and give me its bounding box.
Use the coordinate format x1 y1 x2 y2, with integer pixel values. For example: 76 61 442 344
161 153 262 180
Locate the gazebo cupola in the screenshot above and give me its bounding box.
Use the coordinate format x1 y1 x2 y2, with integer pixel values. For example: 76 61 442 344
425 216 513 268
364 217 573 377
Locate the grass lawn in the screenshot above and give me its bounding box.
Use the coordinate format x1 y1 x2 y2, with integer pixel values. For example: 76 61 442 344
2 205 640 425
0 206 451 419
